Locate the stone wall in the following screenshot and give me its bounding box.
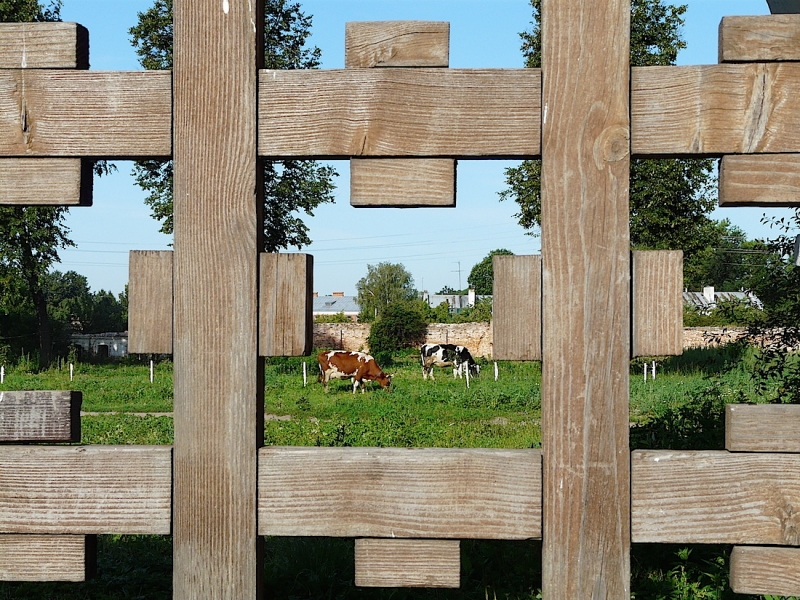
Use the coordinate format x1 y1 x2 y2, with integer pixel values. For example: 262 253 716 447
683 327 748 348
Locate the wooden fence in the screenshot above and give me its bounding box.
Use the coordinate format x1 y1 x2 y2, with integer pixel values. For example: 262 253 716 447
2 3 800 598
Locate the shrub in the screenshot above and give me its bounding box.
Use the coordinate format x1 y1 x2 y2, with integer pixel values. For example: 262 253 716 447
314 311 351 323
367 301 427 355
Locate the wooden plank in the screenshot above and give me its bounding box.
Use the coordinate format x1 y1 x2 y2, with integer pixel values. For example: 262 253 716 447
632 64 800 156
258 69 541 158
259 253 313 356
719 15 800 63
0 70 171 158
0 158 91 205
632 450 800 544
719 154 800 206
726 404 800 452
345 21 449 68
0 445 171 534
172 0 263 596
0 535 95 582
492 255 541 361
258 447 541 539
128 250 173 355
0 23 88 69
730 546 800 596
0 390 81 443
354 539 460 588
632 250 683 357
350 158 456 207
541 0 631 596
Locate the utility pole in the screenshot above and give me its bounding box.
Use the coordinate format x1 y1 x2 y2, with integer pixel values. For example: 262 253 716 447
452 261 462 291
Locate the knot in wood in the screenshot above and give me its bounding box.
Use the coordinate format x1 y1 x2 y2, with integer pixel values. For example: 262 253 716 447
593 124 629 168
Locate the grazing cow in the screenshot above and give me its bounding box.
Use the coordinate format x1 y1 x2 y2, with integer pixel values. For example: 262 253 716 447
317 350 391 393
420 344 480 381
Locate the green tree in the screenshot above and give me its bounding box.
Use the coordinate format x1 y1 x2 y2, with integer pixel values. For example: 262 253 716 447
467 249 514 295
367 301 428 356
356 262 417 322
129 0 337 251
500 0 718 277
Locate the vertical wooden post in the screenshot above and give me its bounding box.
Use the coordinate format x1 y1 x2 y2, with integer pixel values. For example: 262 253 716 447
172 0 263 597
541 0 631 597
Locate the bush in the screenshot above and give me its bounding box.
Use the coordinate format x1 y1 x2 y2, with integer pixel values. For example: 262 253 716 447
367 301 427 355
314 311 351 323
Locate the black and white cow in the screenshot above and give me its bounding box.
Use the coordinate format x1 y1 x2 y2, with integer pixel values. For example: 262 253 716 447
420 343 480 381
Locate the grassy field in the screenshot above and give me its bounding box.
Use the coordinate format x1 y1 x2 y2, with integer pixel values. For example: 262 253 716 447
0 346 792 599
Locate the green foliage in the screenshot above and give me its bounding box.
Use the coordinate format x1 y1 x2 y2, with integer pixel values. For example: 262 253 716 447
314 311 351 323
129 0 337 251
0 0 60 22
683 298 764 328
356 262 417 321
468 249 514 295
367 301 427 356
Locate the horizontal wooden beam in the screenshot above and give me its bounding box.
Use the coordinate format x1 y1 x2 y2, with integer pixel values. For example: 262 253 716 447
632 64 800 156
719 154 800 206
0 70 171 158
726 404 800 452
0 445 171 534
0 390 81 442
632 250 683 357
258 446 541 539
492 254 541 361
0 158 91 205
350 158 456 207
345 21 449 68
354 539 460 588
0 23 88 69
719 15 800 63
258 69 541 158
730 546 800 596
632 450 800 544
259 253 313 356
128 250 173 355
0 534 95 582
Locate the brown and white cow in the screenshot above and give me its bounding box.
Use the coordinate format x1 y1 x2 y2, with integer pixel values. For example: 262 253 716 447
317 350 391 393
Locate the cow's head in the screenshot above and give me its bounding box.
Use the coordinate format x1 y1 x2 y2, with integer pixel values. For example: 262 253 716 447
377 372 392 390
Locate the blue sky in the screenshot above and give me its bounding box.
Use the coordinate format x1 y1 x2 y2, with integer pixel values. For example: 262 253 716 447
56 0 781 296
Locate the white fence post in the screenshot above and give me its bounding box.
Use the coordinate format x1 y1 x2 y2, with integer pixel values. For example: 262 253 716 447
150 359 154 384
1 365 4 384
69 363 74 382
303 362 307 387
494 361 498 381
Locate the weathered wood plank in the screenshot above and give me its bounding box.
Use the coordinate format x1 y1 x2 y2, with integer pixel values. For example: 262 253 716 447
258 69 541 158
730 546 800 596
172 0 263 595
0 445 171 534
0 70 171 158
632 250 683 357
719 154 800 206
492 254 541 361
0 390 81 443
354 539 460 588
350 158 456 207
345 21 449 68
258 447 541 539
726 404 800 452
259 253 313 356
128 251 173 355
632 64 800 156
632 450 800 544
0 158 91 205
541 0 631 596
0 23 88 69
0 535 95 582
719 15 800 63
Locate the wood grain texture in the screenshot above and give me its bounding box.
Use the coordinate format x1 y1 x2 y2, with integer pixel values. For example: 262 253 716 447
632 450 800 544
258 69 541 158
0 158 91 205
492 254 541 361
259 253 313 356
0 70 171 158
540 0 631 596
345 22 449 68
128 251 173 355
354 539 460 588
632 250 683 357
0 390 80 442
726 404 800 452
719 154 800 206
0 23 88 69
172 0 263 596
0 445 171 534
730 546 800 596
258 447 541 539
719 15 800 63
632 64 800 156
350 158 456 207
0 535 95 582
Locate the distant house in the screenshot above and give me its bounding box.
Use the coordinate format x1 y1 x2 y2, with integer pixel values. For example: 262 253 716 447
683 286 762 314
70 332 129 359
313 292 360 322
422 289 488 313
